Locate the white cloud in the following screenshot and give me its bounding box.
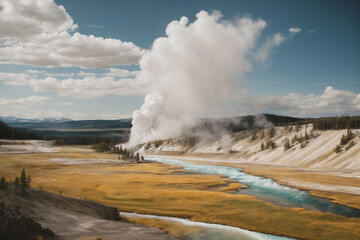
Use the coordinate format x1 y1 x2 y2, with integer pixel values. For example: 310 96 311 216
255 33 285 64
0 95 49 105
0 72 29 83
0 107 88 120
5 76 144 98
0 69 144 98
87 24 104 28
289 27 301 34
0 0 143 68
108 68 139 77
308 30 316 34
53 102 76 106
18 110 88 120
246 86 360 117
78 68 139 78
97 113 132 119
0 0 77 40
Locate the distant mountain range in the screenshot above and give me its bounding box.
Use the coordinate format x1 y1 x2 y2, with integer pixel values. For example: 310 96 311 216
0 114 306 140
0 116 133 139
0 116 72 123
1 114 306 132
0 117 133 129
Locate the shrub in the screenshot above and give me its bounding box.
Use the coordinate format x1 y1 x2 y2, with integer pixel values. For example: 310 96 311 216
334 144 342 153
0 176 8 190
345 141 356 151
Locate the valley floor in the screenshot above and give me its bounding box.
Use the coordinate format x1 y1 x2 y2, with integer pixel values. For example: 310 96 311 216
1 140 360 239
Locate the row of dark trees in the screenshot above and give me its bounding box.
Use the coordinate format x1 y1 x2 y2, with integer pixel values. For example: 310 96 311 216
0 121 43 140
92 142 122 153
91 142 144 162
268 116 360 130
54 137 125 146
0 169 31 196
119 150 143 162
312 116 360 130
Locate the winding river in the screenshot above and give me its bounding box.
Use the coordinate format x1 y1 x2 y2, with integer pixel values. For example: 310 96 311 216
144 156 360 218
121 212 295 240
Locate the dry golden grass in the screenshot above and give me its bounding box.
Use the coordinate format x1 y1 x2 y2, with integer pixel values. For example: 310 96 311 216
220 182 247 192
1 149 360 239
309 191 360 209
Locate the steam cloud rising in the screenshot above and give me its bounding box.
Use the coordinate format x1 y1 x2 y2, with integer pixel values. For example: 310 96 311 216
129 11 268 146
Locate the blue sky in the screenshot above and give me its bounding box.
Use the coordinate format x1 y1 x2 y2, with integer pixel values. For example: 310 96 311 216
0 0 359 119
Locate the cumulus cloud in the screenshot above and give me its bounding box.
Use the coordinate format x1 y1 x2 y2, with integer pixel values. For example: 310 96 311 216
5 76 143 98
0 69 143 98
129 11 268 145
0 93 86 120
255 33 285 64
0 95 49 106
98 113 132 119
12 110 88 120
78 68 139 78
246 86 360 117
53 102 76 106
0 0 143 68
0 0 77 40
108 68 139 77
289 27 301 34
0 72 29 83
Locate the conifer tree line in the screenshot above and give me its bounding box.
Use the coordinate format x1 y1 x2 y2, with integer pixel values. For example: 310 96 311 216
55 137 126 146
311 116 360 130
91 141 143 162
0 168 31 196
118 148 143 162
0 121 43 140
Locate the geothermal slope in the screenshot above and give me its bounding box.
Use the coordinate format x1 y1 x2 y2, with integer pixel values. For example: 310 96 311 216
145 124 360 170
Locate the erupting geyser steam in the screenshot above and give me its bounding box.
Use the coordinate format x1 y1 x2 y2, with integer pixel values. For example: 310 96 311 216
129 11 269 146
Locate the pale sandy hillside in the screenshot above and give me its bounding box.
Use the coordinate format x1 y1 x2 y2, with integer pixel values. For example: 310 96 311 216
144 125 360 170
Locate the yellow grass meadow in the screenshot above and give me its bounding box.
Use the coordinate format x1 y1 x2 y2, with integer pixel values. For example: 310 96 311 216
1 148 360 239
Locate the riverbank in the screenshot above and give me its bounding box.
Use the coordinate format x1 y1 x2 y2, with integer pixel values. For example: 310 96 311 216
0 187 175 240
152 153 360 209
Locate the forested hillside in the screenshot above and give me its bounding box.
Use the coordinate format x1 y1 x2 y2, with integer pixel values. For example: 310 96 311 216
0 121 43 140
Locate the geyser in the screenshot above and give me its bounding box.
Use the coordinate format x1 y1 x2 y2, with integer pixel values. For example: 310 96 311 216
129 11 269 146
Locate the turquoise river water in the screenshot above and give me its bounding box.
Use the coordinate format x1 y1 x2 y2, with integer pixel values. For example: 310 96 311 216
145 156 360 218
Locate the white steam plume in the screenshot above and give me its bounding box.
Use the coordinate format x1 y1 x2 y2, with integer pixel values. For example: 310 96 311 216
129 11 267 146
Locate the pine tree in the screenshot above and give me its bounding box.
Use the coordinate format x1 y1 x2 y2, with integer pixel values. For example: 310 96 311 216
284 138 291 151
260 143 265 151
119 145 123 154
20 168 26 195
0 176 7 189
27 174 31 188
14 177 19 193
